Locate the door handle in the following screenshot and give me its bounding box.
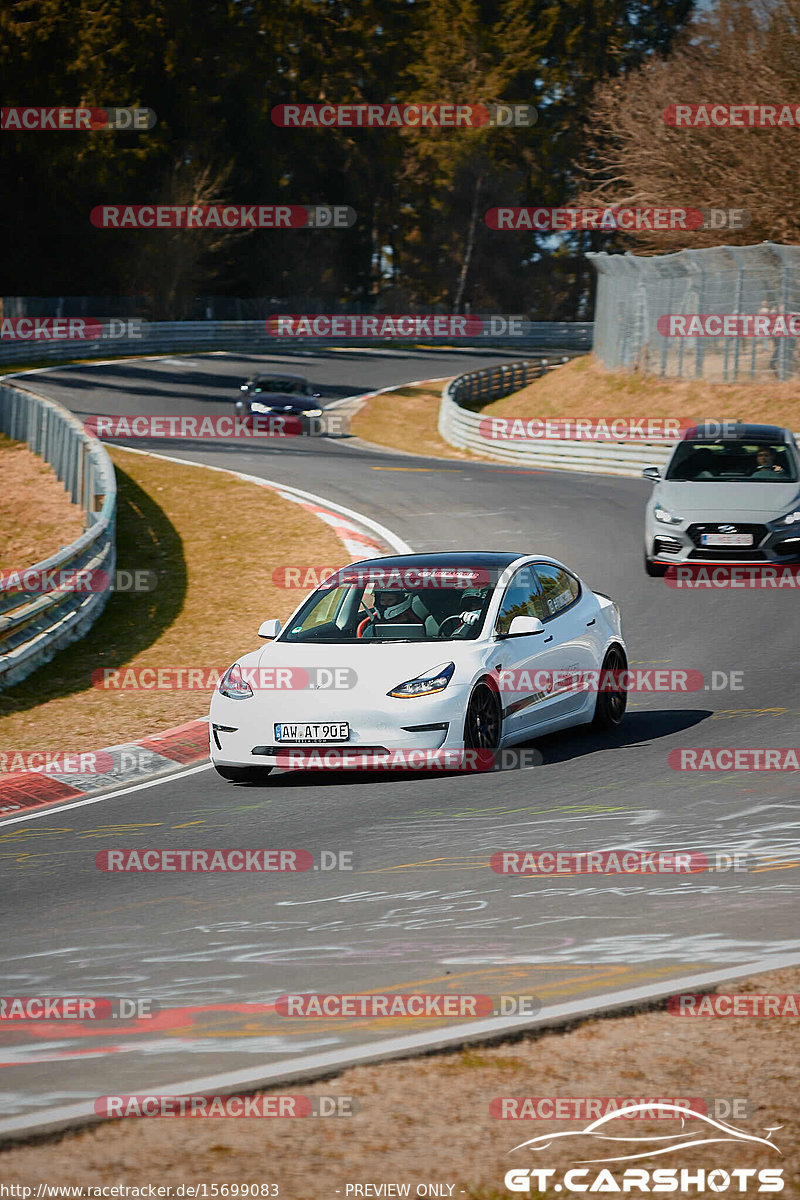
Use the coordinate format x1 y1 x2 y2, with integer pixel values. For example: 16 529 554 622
544 635 553 643
586 618 596 626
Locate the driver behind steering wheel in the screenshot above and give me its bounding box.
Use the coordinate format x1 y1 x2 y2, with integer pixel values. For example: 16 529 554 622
360 589 425 635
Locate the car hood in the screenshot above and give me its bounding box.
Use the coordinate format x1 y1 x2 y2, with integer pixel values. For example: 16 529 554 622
656 480 800 519
233 638 471 686
247 392 314 406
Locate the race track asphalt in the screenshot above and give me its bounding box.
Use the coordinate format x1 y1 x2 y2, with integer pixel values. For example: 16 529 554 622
2 349 798 1121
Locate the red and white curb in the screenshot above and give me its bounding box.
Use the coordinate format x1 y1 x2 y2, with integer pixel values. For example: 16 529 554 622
0 451 411 820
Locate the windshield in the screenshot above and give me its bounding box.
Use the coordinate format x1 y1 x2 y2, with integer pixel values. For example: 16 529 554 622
252 378 308 394
280 580 494 643
665 441 798 483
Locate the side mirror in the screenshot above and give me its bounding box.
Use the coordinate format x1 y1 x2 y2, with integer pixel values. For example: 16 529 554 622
311 391 322 398
258 618 281 639
505 615 545 637
642 465 661 482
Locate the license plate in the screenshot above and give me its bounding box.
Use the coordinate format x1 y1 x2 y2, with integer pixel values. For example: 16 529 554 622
700 533 753 547
274 722 349 744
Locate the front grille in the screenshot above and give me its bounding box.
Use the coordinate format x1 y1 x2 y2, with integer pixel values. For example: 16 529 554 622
252 745 388 757
687 522 767 549
688 549 769 561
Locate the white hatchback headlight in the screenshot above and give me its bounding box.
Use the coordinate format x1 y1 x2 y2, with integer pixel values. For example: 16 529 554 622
218 663 253 699
654 505 682 525
388 662 455 698
775 509 800 526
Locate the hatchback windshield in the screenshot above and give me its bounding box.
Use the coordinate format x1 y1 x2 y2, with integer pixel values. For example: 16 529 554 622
665 441 798 482
280 580 494 643
253 378 308 394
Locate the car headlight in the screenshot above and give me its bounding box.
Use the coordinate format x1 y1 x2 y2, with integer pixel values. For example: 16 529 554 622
249 401 272 415
305 408 323 418
218 663 253 699
775 509 800 527
654 505 682 525
387 662 455 698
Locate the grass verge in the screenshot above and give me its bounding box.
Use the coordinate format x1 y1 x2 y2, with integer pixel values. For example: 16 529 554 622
349 356 800 465
0 434 85 567
0 447 350 753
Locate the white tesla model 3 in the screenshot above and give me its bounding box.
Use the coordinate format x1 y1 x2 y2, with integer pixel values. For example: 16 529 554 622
209 552 627 781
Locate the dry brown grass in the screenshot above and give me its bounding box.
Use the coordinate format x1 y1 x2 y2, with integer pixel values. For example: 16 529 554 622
0 446 350 753
350 382 477 458
1 965 796 1195
0 434 85 568
488 354 800 426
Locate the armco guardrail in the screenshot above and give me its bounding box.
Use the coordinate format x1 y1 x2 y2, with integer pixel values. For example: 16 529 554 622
0 319 593 366
0 383 116 688
439 359 676 477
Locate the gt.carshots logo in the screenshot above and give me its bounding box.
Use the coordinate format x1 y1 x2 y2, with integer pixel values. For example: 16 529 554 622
266 314 524 337
1 106 156 130
271 102 536 128
503 1102 784 1193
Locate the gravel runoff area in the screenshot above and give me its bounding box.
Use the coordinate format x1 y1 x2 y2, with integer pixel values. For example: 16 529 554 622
0 965 797 1196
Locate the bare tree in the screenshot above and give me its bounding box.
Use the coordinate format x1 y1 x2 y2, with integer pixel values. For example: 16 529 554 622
577 0 800 252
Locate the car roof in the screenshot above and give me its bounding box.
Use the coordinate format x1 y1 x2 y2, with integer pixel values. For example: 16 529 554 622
681 422 792 442
344 551 567 574
253 373 307 383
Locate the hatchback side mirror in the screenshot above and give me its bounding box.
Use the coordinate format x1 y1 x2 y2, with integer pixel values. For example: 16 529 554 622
642 465 661 482
258 619 281 639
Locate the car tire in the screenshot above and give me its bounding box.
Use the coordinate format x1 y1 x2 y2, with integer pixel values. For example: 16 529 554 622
463 681 502 751
591 646 628 731
644 550 667 577
213 764 273 783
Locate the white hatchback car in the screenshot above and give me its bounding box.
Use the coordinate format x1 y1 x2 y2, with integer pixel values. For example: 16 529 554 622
209 552 627 781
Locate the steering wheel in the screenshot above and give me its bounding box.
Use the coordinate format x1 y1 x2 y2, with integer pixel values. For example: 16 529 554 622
356 616 372 638
437 614 464 638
